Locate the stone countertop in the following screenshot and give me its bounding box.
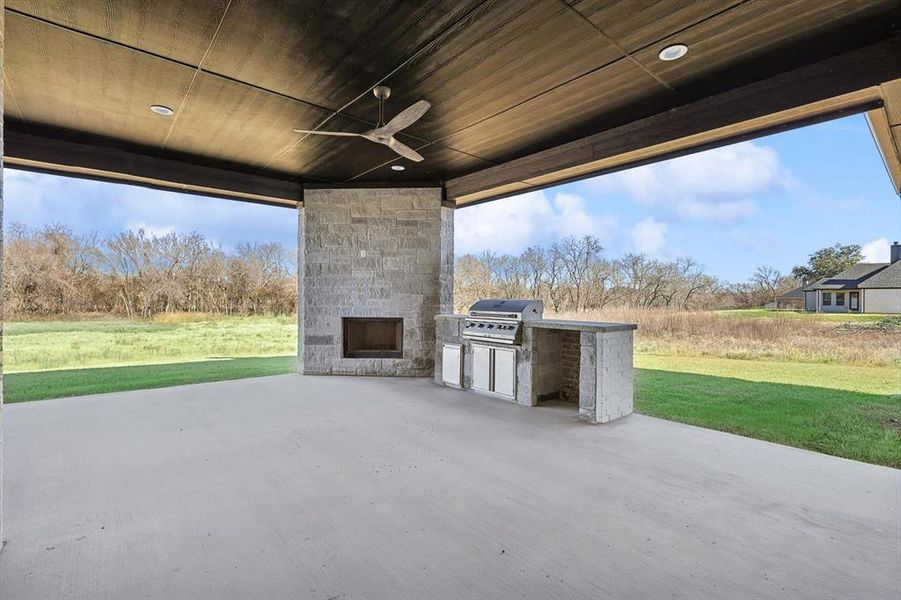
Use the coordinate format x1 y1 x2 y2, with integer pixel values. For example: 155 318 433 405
434 314 637 332
527 319 637 333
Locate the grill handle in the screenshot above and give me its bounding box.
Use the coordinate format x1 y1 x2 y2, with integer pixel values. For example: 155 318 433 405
468 311 521 320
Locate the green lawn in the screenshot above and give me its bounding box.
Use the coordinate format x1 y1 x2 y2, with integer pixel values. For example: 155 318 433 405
3 356 296 403
4 316 297 372
3 317 298 403
635 355 901 468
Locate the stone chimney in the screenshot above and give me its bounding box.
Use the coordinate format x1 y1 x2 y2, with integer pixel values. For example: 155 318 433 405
891 241 901 264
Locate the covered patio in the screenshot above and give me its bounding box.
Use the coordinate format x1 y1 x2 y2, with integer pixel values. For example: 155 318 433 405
2 2 901 597
1 376 898 599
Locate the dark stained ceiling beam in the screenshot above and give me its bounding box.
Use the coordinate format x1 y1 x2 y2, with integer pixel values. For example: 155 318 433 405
865 79 901 195
446 35 901 205
5 123 304 207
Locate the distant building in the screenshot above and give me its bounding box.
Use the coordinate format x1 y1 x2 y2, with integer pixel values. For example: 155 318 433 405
801 242 901 313
775 286 806 310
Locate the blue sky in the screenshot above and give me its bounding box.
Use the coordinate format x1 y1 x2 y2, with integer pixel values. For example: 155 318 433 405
5 113 900 282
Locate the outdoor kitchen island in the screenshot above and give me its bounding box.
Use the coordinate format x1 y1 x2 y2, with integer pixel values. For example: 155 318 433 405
435 301 637 424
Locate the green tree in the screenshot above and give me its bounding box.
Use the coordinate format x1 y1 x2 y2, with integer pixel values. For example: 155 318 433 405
791 243 863 284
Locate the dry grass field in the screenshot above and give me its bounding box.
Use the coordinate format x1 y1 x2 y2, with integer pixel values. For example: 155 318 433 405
553 308 901 366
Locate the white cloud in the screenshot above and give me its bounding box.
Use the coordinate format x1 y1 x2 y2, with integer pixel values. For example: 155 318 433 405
862 237 890 262
629 218 668 257
588 141 790 223
455 190 616 255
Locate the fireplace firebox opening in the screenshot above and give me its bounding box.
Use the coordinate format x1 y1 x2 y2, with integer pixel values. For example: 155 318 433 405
342 318 404 359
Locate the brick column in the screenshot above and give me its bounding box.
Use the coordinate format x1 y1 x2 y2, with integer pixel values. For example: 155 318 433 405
559 330 580 402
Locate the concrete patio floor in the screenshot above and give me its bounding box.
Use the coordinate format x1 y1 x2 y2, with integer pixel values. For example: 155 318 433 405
1 375 898 600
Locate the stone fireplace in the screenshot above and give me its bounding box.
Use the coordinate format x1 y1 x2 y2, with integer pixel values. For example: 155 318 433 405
298 187 453 376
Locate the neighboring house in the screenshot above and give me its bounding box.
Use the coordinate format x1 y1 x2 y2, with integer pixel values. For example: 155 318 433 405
775 286 806 310
803 242 901 314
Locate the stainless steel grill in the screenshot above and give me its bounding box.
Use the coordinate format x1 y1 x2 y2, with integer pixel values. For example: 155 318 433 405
462 299 544 345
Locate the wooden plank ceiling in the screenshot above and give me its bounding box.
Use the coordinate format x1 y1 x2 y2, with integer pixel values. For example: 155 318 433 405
3 0 901 206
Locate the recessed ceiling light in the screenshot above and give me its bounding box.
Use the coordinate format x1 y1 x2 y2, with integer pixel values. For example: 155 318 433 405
658 44 688 61
391 165 405 171
150 104 175 116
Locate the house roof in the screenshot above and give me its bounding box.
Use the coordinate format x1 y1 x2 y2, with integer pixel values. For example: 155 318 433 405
805 263 891 290
859 261 901 288
780 286 807 299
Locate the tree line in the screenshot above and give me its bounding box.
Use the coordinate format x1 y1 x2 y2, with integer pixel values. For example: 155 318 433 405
454 235 803 313
5 225 856 319
3 223 296 317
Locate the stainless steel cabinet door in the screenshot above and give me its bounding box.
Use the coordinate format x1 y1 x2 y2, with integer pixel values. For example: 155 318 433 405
493 347 516 398
442 344 462 387
472 344 491 392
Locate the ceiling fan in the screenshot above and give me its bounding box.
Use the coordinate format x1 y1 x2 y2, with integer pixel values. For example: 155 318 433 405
294 86 430 162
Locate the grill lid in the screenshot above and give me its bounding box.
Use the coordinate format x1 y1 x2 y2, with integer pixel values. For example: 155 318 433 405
467 299 543 321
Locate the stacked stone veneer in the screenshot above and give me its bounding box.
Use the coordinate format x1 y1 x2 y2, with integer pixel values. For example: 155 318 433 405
299 187 453 376
578 329 635 423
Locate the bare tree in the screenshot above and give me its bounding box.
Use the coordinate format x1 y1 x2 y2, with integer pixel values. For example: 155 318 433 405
451 242 739 313
557 235 603 311
4 224 297 319
546 243 567 312
520 246 547 298
5 225 816 320
752 265 782 305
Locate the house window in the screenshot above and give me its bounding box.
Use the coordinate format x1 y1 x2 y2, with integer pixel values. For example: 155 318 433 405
835 293 845 306
822 292 832 306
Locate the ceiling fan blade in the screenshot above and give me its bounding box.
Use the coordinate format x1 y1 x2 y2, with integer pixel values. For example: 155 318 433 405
293 129 365 137
386 137 424 162
380 100 431 136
